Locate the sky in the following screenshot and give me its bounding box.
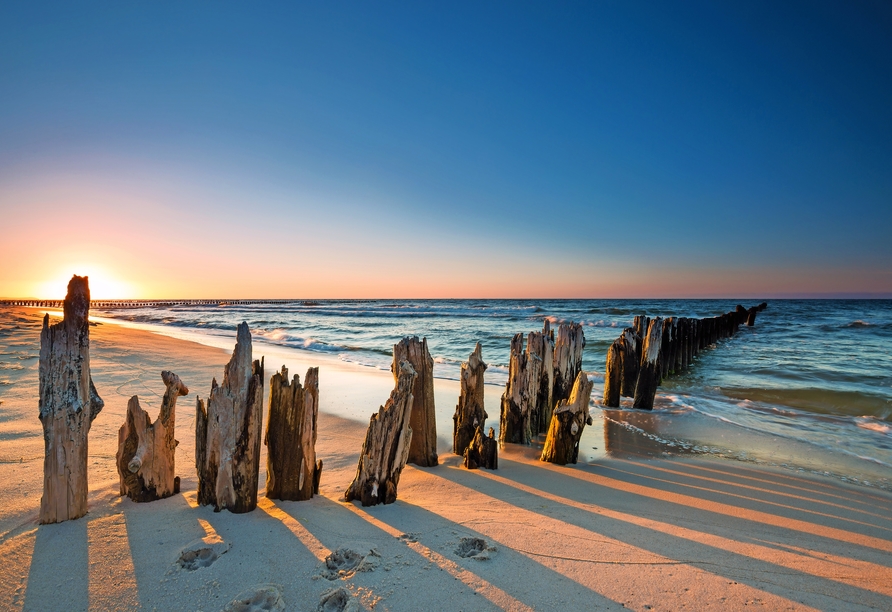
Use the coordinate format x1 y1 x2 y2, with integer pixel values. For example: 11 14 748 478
1 1 891 299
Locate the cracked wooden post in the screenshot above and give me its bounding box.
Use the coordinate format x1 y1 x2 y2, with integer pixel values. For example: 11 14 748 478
195 323 264 513
345 360 417 506
116 371 188 502
463 426 498 470
499 333 529 445
603 338 623 408
38 275 104 524
393 336 438 467
633 317 663 410
453 343 487 457
553 322 584 410
529 321 554 435
265 365 320 501
541 371 594 465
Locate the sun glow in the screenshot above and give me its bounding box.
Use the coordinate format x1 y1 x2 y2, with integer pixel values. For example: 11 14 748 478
34 266 139 300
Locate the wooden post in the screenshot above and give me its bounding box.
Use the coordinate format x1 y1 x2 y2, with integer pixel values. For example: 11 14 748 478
746 307 758 326
393 336 438 467
603 338 622 408
116 371 188 502
453 343 487 457
195 323 264 513
620 328 641 398
265 366 320 501
463 426 498 470
500 333 529 445
541 372 594 465
632 318 663 410
38 275 104 524
529 322 555 434
345 361 416 506
552 322 584 410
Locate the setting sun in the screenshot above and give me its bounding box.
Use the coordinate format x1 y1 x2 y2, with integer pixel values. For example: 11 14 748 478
34 266 138 300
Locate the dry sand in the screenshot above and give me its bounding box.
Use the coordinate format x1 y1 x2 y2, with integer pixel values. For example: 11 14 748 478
0 307 890 611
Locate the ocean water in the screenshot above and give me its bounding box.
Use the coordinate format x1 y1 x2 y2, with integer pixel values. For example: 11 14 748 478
6 299 891 490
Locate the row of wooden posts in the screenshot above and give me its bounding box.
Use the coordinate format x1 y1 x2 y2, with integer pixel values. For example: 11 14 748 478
38 276 597 523
36 275 762 523
603 302 768 410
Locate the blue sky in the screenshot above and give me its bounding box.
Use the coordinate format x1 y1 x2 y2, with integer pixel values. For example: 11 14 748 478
1 2 890 297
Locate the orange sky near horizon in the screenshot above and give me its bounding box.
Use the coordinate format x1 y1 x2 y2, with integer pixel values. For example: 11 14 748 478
2 165 890 301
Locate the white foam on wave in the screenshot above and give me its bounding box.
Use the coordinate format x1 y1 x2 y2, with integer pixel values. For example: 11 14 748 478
856 418 891 435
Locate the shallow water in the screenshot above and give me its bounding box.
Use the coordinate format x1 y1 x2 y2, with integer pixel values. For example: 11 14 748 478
4 299 891 490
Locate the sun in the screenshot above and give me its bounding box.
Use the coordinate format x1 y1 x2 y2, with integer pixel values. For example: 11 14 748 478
35 265 138 300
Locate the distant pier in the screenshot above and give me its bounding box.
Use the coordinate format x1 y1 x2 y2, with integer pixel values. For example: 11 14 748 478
0 299 302 309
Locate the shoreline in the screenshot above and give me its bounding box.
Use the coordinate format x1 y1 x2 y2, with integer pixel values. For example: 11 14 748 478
1 306 891 610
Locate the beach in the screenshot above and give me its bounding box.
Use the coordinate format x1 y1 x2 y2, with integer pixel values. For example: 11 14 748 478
1 306 891 611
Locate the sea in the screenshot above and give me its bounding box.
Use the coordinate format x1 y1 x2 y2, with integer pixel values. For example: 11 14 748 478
5 299 892 490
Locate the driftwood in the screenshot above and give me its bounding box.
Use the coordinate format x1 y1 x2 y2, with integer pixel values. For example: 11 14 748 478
633 318 663 410
116 371 188 502
196 323 264 513
265 366 321 501
346 361 417 506
541 371 594 465
393 337 438 467
499 323 553 445
38 275 104 524
463 426 498 470
453 343 487 456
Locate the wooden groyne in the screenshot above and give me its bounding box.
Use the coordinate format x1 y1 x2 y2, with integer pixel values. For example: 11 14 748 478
603 302 767 410
1 299 300 309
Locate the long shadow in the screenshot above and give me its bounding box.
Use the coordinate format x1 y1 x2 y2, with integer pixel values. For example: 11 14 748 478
586 460 892 541
121 493 209 609
275 493 625 611
643 458 892 520
426 459 892 611
593 460 892 539
531 457 892 562
24 519 89 611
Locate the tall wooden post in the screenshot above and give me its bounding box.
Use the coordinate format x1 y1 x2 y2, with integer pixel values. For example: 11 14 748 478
265 366 321 501
393 336 438 467
38 275 104 524
632 318 663 410
541 372 594 465
196 323 264 513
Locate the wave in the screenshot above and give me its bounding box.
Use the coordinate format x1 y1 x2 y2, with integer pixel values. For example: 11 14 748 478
719 386 891 420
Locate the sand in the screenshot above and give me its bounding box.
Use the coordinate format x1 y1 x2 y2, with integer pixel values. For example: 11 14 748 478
0 306 890 611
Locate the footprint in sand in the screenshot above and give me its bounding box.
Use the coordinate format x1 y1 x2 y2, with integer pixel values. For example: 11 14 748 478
318 587 360 612
176 535 230 571
455 536 496 560
223 585 285 612
319 546 381 580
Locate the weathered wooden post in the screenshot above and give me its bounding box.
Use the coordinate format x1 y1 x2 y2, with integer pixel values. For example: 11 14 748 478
265 366 321 501
553 322 584 413
529 322 554 434
603 338 623 408
746 307 758 326
117 371 188 502
620 328 641 397
345 361 416 506
196 323 264 513
453 343 487 457
541 372 594 465
38 275 104 524
393 336 438 467
500 333 530 445
633 318 663 410
463 426 498 470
